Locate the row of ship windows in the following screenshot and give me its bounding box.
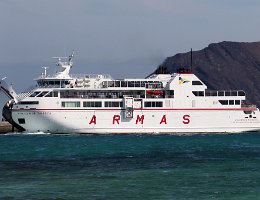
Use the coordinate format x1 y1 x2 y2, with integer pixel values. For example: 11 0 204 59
219 100 240 105
29 90 171 99
31 89 246 100
61 101 163 108
192 90 245 97
17 100 240 107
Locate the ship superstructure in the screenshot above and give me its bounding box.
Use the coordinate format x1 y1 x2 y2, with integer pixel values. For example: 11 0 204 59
2 53 260 133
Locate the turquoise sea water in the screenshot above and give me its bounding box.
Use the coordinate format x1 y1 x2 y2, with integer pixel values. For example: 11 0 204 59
0 132 260 200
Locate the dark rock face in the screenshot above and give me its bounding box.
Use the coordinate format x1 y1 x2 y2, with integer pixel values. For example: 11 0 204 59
154 41 260 107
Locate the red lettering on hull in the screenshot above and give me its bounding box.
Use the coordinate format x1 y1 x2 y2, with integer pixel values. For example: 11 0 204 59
88 114 191 126
136 115 144 124
160 115 167 124
183 115 190 124
89 115 97 124
113 115 120 124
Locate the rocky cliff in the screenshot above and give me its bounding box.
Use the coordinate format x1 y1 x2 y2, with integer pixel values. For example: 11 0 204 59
154 41 260 108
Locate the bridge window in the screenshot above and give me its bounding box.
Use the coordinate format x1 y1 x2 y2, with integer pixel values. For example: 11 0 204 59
45 91 58 97
37 91 49 97
29 92 41 97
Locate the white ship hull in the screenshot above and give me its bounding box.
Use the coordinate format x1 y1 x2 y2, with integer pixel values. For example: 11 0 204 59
11 108 260 134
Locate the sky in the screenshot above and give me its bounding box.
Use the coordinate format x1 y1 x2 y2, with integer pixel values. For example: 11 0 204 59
0 0 260 92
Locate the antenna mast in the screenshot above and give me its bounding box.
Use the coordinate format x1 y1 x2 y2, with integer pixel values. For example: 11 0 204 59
42 67 49 77
190 48 193 72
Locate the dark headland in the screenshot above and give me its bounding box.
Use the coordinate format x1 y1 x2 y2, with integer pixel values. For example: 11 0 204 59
153 41 260 108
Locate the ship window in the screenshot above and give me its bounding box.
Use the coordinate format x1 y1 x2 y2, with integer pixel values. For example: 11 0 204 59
198 91 204 96
231 91 237 96
19 101 39 105
192 91 204 96
144 101 163 107
229 100 234 105
37 91 49 97
134 81 141 87
165 90 174 97
225 91 231 96
128 81 134 87
211 91 217 96
83 101 102 107
61 101 80 107
30 91 41 97
45 92 52 97
145 102 151 107
192 81 203 85
121 81 127 87
105 101 123 107
218 91 224 96
115 81 120 87
18 118 25 124
53 92 58 97
44 91 58 97
219 100 228 105
205 91 217 96
238 91 245 96
235 100 240 105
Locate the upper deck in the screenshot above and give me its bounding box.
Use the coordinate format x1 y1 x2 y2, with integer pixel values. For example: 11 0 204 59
15 53 257 110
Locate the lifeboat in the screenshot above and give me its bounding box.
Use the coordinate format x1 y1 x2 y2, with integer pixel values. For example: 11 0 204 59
146 90 164 95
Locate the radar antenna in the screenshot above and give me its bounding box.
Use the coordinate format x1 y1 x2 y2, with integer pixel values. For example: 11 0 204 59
51 51 75 78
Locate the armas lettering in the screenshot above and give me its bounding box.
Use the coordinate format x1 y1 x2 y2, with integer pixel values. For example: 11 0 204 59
88 114 190 125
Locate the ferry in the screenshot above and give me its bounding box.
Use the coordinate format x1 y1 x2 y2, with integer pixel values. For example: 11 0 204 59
1 52 260 133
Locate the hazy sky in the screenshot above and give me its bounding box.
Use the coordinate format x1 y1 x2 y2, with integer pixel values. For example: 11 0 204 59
1 0 260 91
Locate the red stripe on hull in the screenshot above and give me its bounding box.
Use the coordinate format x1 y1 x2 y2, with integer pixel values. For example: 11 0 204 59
12 107 257 111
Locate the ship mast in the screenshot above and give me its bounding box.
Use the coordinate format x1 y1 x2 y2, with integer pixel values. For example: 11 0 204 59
52 51 75 78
